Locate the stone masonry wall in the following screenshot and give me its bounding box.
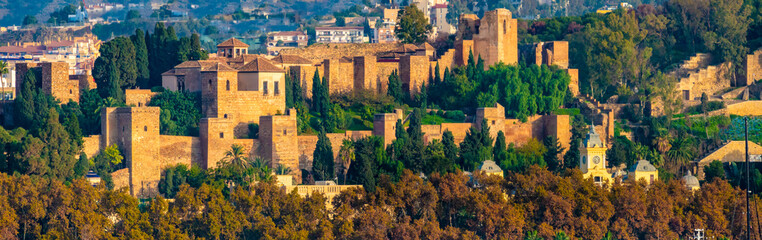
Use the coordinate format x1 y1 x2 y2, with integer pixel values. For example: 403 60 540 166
744 49 762 86
726 100 762 116
125 89 159 107
279 43 400 62
289 65 322 99
260 109 299 179
160 135 203 168
81 135 100 158
42 62 80 103
324 59 355 94
399 55 430 96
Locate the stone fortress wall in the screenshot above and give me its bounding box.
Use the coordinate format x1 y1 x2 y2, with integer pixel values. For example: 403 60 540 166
77 8 587 198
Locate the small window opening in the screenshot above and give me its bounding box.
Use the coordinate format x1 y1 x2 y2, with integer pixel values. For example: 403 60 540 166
503 20 507 35
224 114 228 119
274 81 280 95
220 132 224 138
144 126 147 131
226 80 230 91
283 129 287 135
263 81 269 95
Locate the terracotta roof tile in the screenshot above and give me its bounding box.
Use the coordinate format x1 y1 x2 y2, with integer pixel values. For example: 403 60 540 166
201 62 238 72
217 38 249 48
237 57 284 72
270 54 314 65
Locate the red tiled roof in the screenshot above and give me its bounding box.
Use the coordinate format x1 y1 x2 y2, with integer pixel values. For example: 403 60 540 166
217 38 249 48
237 57 284 72
270 54 313 65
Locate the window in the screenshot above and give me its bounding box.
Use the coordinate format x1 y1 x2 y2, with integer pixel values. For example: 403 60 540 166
503 20 507 35
144 126 147 131
682 90 690 100
208 79 212 87
263 81 269 94
220 132 224 138
138 102 142 107
226 80 230 91
274 81 280 95
283 129 287 135
224 114 228 119
650 175 654 184
178 76 186 91
69 89 73 94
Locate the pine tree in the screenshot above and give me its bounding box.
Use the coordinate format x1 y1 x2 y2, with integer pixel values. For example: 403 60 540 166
131 29 150 88
543 136 564 172
405 108 425 172
74 153 89 177
312 128 334 181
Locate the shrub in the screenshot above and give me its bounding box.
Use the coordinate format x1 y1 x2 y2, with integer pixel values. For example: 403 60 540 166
248 123 259 139
444 110 466 121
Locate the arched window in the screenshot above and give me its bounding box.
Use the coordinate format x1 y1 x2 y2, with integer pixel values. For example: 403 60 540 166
226 80 230 90
224 114 228 119
144 126 148 131
208 79 212 87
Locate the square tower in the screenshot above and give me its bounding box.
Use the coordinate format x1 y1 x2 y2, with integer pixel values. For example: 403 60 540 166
259 109 299 178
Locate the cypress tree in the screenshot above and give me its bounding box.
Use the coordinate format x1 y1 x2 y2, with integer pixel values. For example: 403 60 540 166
293 73 303 104
312 128 334 181
405 108 424 172
442 130 458 162
494 131 507 163
74 153 89 177
347 137 378 192
434 62 441 85
14 70 36 129
311 69 322 113
189 33 208 60
285 73 294 108
131 29 150 88
387 70 403 103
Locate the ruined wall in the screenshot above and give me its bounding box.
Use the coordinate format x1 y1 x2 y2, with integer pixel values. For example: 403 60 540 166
279 43 400 62
503 116 545 146
111 168 130 191
125 89 159 107
160 135 203 168
675 61 732 100
744 49 762 86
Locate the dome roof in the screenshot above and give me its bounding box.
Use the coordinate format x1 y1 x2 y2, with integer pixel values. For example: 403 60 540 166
629 160 657 172
682 171 700 189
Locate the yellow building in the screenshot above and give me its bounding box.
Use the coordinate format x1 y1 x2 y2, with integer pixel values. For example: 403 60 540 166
479 160 504 178
628 160 659 184
580 125 612 186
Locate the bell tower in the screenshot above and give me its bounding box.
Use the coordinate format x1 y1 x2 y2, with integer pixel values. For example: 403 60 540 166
579 124 611 186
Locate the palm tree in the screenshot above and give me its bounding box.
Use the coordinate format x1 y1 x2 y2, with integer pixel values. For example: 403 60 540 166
275 164 292 175
666 136 695 173
221 144 252 186
338 139 355 184
222 144 250 171
0 61 8 100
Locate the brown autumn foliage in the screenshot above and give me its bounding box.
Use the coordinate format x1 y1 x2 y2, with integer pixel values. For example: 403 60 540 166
1 167 761 239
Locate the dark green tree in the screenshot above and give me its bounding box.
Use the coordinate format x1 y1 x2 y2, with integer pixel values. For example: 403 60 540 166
347 137 379 192
442 130 458 162
13 70 37 129
387 70 403 104
312 128 335 181
93 37 137 101
395 4 432 44
543 136 565 172
704 160 725 182
131 29 150 89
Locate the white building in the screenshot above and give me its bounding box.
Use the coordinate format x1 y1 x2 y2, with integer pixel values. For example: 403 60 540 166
315 27 366 44
432 4 455 35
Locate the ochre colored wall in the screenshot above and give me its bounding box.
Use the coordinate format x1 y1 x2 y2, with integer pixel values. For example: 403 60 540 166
160 135 203 168
125 89 159 107
81 135 100 158
726 100 762 116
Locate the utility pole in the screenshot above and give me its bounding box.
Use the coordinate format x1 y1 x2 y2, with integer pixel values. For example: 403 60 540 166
746 116 751 240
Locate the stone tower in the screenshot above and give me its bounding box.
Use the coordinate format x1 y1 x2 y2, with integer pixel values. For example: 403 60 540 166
260 108 299 178
101 107 161 198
